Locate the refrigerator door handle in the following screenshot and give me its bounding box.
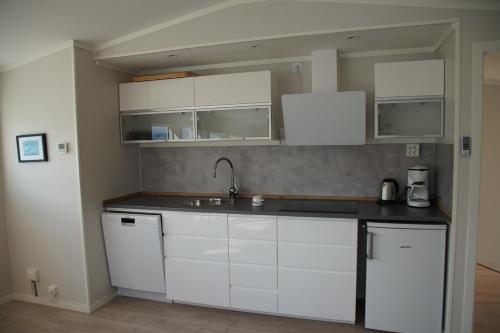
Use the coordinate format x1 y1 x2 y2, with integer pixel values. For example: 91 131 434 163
367 231 374 260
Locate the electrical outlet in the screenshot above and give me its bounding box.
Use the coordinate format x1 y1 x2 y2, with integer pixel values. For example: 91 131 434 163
406 143 420 157
26 268 40 282
292 62 303 73
48 284 58 303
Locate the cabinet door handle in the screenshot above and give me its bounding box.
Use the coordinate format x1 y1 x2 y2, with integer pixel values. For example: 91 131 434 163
121 217 135 225
367 231 374 260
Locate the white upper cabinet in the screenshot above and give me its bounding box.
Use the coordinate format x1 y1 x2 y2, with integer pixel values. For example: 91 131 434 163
119 77 195 111
374 59 445 138
119 81 152 111
150 77 195 110
374 59 444 98
195 71 272 107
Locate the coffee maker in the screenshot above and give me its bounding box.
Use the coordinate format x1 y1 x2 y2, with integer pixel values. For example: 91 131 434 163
406 165 431 208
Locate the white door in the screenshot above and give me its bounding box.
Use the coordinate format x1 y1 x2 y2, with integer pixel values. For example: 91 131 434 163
228 215 277 313
365 223 446 333
277 217 358 322
150 77 195 110
101 212 165 293
194 71 271 106
163 212 230 307
119 81 151 111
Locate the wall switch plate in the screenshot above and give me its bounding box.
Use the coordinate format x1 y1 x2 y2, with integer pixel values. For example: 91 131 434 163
58 143 69 153
406 143 420 157
461 136 471 157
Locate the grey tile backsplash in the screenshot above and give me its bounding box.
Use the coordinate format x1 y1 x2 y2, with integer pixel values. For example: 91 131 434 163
140 143 453 209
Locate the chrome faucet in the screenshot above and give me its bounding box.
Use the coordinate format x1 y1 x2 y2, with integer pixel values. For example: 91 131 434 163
213 157 238 200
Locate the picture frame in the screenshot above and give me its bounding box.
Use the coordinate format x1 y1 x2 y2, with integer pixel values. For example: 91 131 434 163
16 133 48 162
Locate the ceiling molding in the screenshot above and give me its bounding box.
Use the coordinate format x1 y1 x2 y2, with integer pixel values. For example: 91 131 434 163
94 18 456 61
0 40 77 73
433 23 456 52
287 0 500 11
93 0 266 52
340 46 435 58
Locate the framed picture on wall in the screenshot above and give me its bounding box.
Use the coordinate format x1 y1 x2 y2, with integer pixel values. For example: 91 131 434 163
16 133 48 162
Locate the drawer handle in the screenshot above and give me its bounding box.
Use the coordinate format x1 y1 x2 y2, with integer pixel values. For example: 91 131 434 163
121 217 135 225
367 231 374 260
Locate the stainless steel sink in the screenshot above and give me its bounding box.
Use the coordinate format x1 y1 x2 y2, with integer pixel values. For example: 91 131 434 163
184 198 228 207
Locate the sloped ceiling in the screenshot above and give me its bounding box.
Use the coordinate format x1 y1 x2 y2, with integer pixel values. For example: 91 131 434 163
0 0 225 70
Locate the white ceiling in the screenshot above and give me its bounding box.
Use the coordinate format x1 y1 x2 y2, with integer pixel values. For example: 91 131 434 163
0 0 224 69
98 23 451 73
1 0 498 72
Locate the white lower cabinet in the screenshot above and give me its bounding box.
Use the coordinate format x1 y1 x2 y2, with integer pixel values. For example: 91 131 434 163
228 215 278 313
165 258 230 307
277 217 358 323
163 212 230 307
278 268 356 321
161 211 358 323
230 287 277 313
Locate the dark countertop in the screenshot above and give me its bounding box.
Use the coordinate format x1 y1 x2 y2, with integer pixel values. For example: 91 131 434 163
103 193 450 224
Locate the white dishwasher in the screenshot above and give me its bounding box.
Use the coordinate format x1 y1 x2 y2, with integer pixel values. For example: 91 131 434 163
102 212 165 293
365 222 446 333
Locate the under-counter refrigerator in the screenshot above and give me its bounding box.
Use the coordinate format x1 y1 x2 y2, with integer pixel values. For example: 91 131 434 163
365 222 446 333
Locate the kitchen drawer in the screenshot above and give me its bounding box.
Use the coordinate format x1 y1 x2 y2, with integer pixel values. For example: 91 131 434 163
230 287 277 313
228 215 276 240
278 267 356 322
165 235 228 262
229 240 276 265
166 257 229 307
278 242 357 271
230 263 277 290
278 217 357 245
163 212 227 237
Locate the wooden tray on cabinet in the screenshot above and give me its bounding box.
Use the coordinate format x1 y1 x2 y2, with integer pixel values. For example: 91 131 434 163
132 71 197 82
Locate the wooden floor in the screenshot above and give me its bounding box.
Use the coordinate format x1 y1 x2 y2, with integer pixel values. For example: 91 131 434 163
0 296 373 333
1 267 497 333
474 264 500 333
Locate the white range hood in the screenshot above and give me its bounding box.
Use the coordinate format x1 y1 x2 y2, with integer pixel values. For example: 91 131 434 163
282 49 366 145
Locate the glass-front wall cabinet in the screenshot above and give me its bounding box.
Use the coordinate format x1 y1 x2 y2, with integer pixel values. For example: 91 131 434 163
121 111 194 143
196 106 271 140
375 98 443 138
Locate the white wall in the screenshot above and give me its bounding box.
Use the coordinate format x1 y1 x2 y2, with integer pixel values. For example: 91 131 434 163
0 48 88 307
0 174 11 301
74 47 140 307
477 83 500 271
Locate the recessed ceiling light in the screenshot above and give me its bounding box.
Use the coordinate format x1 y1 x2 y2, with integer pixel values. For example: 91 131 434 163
345 35 360 40
250 44 262 49
167 54 178 58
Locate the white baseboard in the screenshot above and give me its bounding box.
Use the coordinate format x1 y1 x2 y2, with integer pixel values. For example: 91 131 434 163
89 289 117 312
117 288 171 303
12 292 90 313
0 293 13 306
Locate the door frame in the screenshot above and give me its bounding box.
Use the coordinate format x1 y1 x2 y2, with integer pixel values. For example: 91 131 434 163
462 40 500 332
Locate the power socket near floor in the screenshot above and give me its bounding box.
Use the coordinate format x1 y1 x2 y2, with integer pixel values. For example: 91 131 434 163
48 284 58 303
